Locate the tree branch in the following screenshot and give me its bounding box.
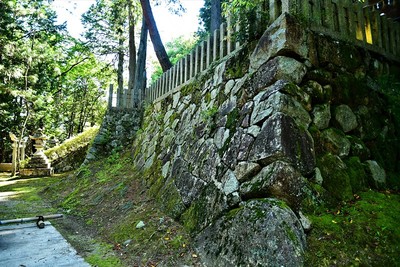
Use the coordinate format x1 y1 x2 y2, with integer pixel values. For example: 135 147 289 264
57 57 91 78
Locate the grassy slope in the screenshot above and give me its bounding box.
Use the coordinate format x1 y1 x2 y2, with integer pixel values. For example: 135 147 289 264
40 151 201 267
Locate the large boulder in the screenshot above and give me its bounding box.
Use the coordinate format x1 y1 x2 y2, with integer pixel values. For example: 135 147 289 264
365 160 386 189
240 161 307 210
194 199 306 267
251 91 311 129
320 128 351 157
248 112 315 175
250 56 307 95
250 13 308 72
312 103 331 130
334 104 358 133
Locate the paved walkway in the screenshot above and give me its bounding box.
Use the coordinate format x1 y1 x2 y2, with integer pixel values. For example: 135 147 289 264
0 221 90 267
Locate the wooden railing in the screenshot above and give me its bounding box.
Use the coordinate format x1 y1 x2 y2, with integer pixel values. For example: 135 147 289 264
144 18 241 103
290 0 399 56
141 0 399 103
108 83 145 109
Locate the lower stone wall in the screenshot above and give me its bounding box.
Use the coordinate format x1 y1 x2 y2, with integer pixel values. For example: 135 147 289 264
131 14 399 266
84 108 141 163
44 127 99 173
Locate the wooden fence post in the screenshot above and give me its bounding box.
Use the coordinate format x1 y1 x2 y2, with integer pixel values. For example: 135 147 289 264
108 84 113 109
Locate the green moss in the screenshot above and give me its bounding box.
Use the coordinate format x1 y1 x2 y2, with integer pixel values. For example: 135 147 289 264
181 205 199 233
226 206 244 220
283 222 298 243
0 175 59 219
181 194 210 233
86 242 122 267
345 156 367 193
225 47 249 80
144 160 163 196
205 92 212 104
200 105 218 121
45 126 99 162
332 73 369 106
158 181 186 219
305 190 400 266
170 235 188 249
168 111 179 125
181 77 205 98
225 108 240 130
317 153 353 201
226 63 244 80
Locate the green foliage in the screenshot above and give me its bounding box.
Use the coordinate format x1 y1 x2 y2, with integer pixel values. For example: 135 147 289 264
0 0 112 163
151 36 198 82
200 105 219 122
305 190 400 266
222 0 269 42
81 0 135 56
197 0 228 38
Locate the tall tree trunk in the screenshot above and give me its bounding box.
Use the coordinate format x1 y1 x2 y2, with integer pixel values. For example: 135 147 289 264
140 0 172 72
210 0 221 32
117 38 124 108
128 1 136 108
134 16 148 106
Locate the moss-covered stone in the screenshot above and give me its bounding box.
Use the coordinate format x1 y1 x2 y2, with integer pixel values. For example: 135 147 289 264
345 156 367 193
158 180 187 219
320 128 350 157
225 108 240 130
317 153 353 201
181 184 228 234
194 198 306 267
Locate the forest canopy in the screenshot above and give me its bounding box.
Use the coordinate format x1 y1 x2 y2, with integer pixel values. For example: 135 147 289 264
0 0 114 162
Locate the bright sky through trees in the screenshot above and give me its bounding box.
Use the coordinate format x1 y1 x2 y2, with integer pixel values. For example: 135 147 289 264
51 0 204 42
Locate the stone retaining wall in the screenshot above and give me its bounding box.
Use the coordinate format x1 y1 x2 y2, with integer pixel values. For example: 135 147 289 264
130 13 399 266
84 109 141 163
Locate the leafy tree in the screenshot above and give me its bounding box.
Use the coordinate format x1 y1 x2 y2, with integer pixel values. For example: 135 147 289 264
50 55 112 139
0 0 112 164
198 0 227 38
82 0 131 106
0 0 67 162
151 35 198 82
221 0 268 42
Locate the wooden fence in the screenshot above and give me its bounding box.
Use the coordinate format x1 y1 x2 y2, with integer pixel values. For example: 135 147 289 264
134 0 399 104
107 84 143 110
290 0 399 57
144 18 242 103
